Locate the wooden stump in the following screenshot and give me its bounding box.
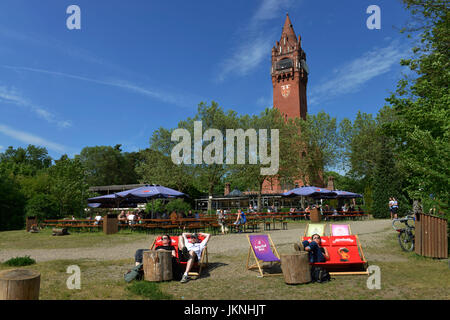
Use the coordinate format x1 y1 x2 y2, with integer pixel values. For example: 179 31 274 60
310 208 321 223
0 269 40 300
143 250 173 282
280 252 311 284
52 228 69 236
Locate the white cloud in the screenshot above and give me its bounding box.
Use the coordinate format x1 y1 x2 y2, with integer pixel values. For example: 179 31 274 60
0 86 71 128
0 124 69 154
215 0 295 82
3 66 202 109
309 40 409 106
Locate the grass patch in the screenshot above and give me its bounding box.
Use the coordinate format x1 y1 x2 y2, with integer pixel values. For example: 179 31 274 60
0 220 448 300
127 281 174 300
3 255 36 266
0 228 151 250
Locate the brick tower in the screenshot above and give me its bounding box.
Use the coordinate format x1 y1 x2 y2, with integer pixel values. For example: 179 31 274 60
271 14 308 120
261 14 310 194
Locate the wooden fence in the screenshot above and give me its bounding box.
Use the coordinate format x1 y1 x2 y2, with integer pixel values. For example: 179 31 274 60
415 213 448 259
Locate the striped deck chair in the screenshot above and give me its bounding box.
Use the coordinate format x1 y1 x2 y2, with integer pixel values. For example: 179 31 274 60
330 224 352 236
246 234 282 277
304 223 327 237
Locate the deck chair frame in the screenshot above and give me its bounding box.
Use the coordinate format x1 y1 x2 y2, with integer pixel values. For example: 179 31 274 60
246 234 282 277
303 223 327 237
150 235 209 278
329 224 352 236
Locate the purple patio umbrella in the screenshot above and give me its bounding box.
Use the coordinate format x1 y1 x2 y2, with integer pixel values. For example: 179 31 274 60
115 184 187 200
87 185 187 210
324 190 363 199
282 186 337 198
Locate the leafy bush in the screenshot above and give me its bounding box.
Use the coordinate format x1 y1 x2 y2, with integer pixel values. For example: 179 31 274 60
3 255 36 266
145 199 166 214
25 193 60 221
165 199 191 214
0 173 26 231
126 281 173 300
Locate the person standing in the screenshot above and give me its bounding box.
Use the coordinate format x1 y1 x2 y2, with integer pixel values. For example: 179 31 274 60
392 198 399 219
389 197 395 219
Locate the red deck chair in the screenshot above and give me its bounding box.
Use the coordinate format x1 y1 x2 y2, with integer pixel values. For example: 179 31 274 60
301 235 368 276
150 235 209 278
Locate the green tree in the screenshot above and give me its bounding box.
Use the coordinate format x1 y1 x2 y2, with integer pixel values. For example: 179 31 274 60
384 0 449 211
77 144 140 186
49 155 89 217
292 112 342 186
25 193 59 221
0 173 26 231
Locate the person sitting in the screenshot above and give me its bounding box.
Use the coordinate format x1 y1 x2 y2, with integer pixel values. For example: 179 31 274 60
169 210 178 223
304 205 311 220
233 209 246 233
178 232 211 283
133 234 182 280
94 213 102 225
217 209 225 235
127 211 136 225
118 211 127 224
294 233 330 263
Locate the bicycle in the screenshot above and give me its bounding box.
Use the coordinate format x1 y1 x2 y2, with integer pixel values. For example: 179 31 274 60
392 214 415 252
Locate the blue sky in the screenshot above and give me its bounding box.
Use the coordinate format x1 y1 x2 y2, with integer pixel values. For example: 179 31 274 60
0 0 415 159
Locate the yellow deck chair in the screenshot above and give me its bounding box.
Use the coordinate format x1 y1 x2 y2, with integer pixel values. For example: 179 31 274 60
304 223 327 237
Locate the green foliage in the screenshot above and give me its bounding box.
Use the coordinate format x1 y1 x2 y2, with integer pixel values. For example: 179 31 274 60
372 139 398 218
145 199 166 213
145 199 191 214
165 199 191 214
126 281 173 300
0 172 26 231
3 255 36 266
77 144 140 186
49 155 90 217
0 145 52 176
25 193 60 221
384 0 449 211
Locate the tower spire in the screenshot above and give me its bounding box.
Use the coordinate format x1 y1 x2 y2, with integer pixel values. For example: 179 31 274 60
281 13 297 43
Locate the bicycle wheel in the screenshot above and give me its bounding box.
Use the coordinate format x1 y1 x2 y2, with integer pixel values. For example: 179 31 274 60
398 230 414 252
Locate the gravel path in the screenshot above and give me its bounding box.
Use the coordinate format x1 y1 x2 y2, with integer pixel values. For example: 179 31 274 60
0 219 394 263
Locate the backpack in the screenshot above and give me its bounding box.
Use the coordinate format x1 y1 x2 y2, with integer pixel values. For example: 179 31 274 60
124 263 144 283
310 266 331 283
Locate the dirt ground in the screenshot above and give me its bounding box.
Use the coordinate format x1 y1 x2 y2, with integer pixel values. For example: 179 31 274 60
0 219 396 263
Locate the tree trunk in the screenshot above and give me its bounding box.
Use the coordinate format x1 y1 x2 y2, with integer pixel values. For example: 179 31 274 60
280 252 311 284
257 178 264 212
0 269 40 300
143 250 173 282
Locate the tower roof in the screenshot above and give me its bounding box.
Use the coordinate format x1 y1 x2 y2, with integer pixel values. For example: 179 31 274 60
281 13 297 43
